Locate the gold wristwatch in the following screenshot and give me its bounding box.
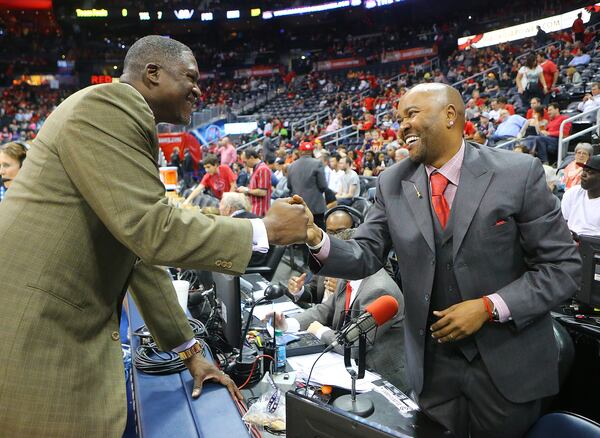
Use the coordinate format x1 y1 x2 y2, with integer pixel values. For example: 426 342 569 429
178 340 202 361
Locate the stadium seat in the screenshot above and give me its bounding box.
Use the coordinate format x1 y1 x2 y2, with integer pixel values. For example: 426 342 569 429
525 412 600 438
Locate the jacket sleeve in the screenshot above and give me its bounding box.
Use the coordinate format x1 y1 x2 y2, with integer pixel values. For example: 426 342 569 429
128 261 195 351
56 85 253 273
496 158 581 330
316 162 328 193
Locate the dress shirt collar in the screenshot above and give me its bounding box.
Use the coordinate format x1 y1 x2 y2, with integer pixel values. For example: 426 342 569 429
231 209 246 217
425 140 465 186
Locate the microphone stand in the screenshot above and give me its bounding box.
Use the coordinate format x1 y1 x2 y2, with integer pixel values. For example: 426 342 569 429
332 331 374 417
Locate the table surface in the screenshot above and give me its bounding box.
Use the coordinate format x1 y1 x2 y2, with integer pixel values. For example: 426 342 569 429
128 295 251 438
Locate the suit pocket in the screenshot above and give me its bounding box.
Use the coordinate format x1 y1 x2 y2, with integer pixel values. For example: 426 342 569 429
26 284 84 312
480 217 516 241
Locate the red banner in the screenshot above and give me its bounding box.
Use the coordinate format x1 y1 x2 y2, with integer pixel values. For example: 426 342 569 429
234 65 282 79
158 133 202 169
314 57 366 72
381 47 436 63
0 0 52 9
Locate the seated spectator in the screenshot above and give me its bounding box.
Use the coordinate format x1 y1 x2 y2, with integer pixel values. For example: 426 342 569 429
497 96 515 115
557 48 573 67
522 103 571 164
463 118 476 140
568 48 591 67
272 163 289 199
561 155 600 236
526 97 549 120
183 154 237 205
565 67 582 85
560 143 594 190
577 82 600 113
336 156 360 205
0 141 28 202
520 105 548 138
233 162 250 187
477 112 495 138
286 209 356 305
465 98 480 121
395 147 409 163
362 150 377 176
483 72 500 96
491 110 527 143
473 131 488 146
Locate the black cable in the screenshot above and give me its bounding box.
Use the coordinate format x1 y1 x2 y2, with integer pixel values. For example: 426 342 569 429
133 318 208 375
304 348 331 396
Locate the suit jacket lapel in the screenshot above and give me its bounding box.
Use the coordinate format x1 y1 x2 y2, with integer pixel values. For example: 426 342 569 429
402 166 435 254
452 143 493 259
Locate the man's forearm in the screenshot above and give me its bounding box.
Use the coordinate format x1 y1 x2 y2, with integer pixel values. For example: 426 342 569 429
248 188 267 197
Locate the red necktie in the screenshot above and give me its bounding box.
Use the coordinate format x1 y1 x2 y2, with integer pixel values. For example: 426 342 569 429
430 172 450 229
344 282 352 312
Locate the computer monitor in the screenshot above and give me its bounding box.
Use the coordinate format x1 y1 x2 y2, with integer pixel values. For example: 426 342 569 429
286 391 403 438
577 235 600 308
213 272 242 349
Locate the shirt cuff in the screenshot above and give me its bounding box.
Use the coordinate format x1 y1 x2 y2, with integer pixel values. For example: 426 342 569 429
309 231 331 262
286 318 300 333
172 339 197 353
250 219 269 253
290 285 305 302
315 327 333 341
487 293 512 323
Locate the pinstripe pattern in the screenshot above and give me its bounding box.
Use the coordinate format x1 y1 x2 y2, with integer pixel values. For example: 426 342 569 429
248 161 272 217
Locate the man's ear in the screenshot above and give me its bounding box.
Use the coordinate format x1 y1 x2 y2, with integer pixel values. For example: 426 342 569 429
144 63 161 87
446 104 457 126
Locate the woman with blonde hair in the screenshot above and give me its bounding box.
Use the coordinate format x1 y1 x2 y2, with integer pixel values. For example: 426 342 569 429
0 141 28 202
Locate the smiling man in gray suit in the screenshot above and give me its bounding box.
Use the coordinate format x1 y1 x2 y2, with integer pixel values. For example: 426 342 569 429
299 84 581 437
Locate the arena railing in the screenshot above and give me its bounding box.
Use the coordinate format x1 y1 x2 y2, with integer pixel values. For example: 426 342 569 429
514 40 564 62
290 108 330 137
557 106 600 167
452 65 502 89
317 124 360 148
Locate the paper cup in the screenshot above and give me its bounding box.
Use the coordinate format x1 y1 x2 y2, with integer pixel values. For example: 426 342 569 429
172 280 190 312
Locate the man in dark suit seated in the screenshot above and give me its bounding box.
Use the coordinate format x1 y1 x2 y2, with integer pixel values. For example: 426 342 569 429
271 227 408 391
287 209 355 305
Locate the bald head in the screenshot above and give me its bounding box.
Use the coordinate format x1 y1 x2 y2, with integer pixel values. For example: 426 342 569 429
326 210 354 234
398 83 465 168
404 83 465 125
123 35 193 77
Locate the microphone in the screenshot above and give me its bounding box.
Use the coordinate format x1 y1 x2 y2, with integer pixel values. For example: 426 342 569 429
329 295 399 349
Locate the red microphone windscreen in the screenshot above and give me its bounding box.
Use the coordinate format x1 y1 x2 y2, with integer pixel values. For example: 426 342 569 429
365 295 399 326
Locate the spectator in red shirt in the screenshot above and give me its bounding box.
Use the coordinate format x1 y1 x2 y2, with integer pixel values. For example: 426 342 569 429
572 12 585 43
238 147 272 217
497 96 515 115
526 97 549 120
183 154 237 205
463 119 476 140
536 53 558 104
524 102 572 164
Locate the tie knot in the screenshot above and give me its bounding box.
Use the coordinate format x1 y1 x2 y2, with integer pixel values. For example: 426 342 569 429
430 172 449 196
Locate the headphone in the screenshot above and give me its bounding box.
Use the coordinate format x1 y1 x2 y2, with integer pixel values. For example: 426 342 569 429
325 205 364 228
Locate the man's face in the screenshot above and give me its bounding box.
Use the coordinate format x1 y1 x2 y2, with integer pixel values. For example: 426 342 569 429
329 157 338 170
490 101 498 110
398 89 446 165
581 167 600 191
154 51 201 125
325 213 353 235
204 163 217 175
242 153 257 169
338 158 348 171
592 85 600 96
530 98 540 108
548 106 559 118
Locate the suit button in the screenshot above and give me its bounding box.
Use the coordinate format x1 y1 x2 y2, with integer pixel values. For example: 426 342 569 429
419 329 425 336
111 331 120 341
447 263 453 270
424 294 430 302
448 286 454 293
216 260 222 267
226 262 232 268
430 259 435 266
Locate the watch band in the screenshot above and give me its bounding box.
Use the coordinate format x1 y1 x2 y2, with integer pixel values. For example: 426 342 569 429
178 340 202 361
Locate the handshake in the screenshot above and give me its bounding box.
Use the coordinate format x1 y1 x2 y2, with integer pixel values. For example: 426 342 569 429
262 195 323 247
